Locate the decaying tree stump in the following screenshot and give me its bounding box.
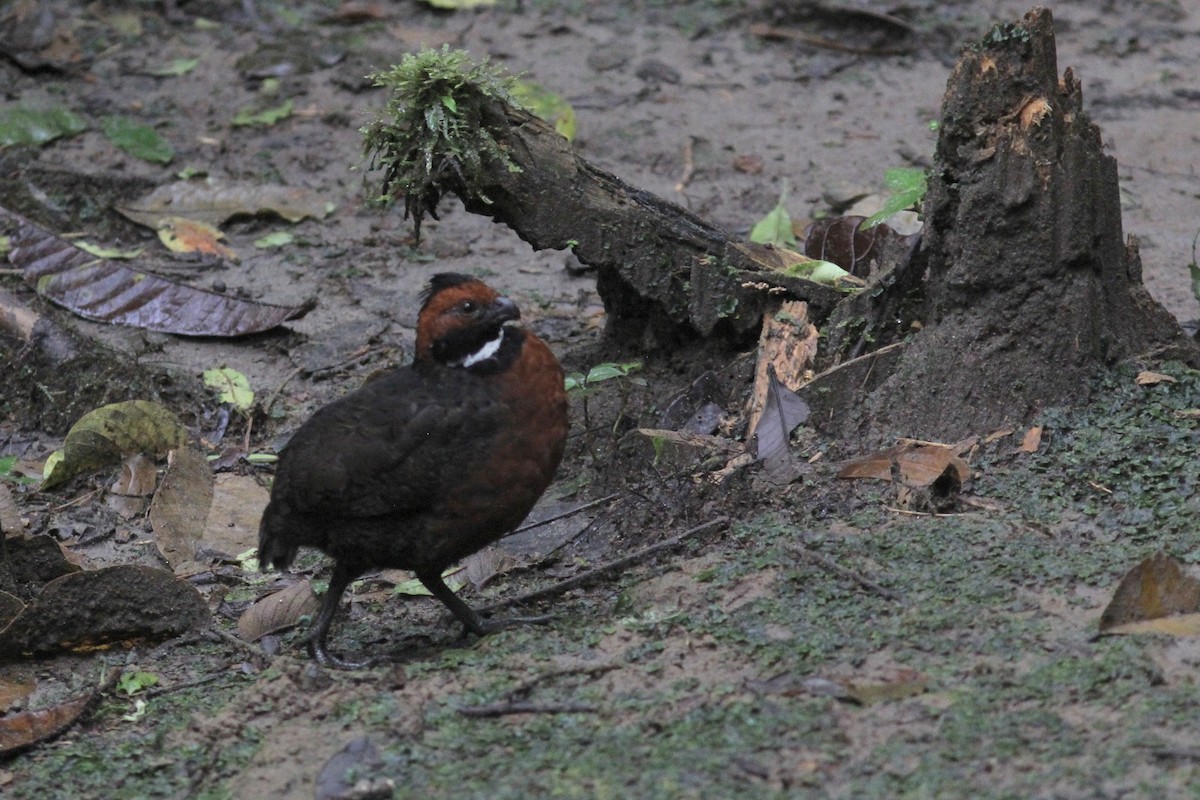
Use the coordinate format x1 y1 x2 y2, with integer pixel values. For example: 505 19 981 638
807 7 1193 443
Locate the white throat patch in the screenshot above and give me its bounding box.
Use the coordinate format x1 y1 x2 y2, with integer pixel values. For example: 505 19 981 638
458 329 505 368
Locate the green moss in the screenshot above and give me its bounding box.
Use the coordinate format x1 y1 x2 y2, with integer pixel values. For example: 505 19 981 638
361 46 520 239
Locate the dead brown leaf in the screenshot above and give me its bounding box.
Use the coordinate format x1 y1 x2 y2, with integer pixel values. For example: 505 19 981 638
1135 370 1176 386
838 442 970 487
0 688 94 756
1099 551 1200 634
1018 426 1043 453
845 668 929 705
157 216 239 262
237 580 320 641
148 448 214 569
200 473 270 560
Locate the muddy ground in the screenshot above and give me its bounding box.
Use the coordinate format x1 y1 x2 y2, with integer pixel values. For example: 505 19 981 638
2 0 1200 798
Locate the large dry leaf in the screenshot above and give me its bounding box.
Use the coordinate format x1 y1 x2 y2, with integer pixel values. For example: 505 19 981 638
750 367 811 464
838 442 970 487
1099 552 1200 635
0 687 94 756
237 580 320 641
42 400 187 489
2 204 313 336
116 181 331 228
801 215 919 279
148 447 214 570
200 473 269 560
0 565 209 660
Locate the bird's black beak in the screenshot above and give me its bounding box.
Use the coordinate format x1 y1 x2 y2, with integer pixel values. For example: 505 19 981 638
486 296 520 326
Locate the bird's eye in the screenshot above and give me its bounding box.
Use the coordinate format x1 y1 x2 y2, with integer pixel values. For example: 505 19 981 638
460 300 477 314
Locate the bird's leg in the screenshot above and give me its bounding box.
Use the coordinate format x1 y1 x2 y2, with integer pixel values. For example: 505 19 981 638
304 563 373 670
418 570 553 637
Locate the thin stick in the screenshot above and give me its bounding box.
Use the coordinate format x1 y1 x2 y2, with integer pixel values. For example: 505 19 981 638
457 701 598 718
262 366 303 419
787 544 901 601
504 493 619 538
675 137 695 193
482 517 729 612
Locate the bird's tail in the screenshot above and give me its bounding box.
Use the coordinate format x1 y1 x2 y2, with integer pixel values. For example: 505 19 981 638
257 502 298 572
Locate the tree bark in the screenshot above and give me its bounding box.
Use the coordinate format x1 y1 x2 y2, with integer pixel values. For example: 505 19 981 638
444 101 846 344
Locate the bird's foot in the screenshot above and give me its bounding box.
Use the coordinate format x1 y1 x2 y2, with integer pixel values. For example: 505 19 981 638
306 636 387 671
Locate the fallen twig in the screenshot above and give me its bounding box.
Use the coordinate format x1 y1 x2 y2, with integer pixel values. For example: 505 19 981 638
456 701 598 718
482 516 729 612
505 493 619 537
787 543 901 601
675 136 695 193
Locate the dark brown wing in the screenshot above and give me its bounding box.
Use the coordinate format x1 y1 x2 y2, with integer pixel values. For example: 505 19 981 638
269 364 506 519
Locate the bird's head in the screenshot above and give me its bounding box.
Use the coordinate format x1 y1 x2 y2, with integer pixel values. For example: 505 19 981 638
415 273 522 368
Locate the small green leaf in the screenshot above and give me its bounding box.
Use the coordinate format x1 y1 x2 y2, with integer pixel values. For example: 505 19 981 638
75 241 144 259
232 100 294 128
441 95 457 113
750 184 797 249
118 670 160 696
149 57 200 77
102 116 174 164
122 698 148 722
176 166 206 180
511 80 577 140
0 106 87 147
864 167 927 228
203 367 255 413
254 231 293 249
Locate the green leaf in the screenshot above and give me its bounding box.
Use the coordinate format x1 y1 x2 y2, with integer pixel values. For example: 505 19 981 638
232 100 294 128
864 167 927 228
75 241 144 259
0 106 87 147
102 116 174 164
749 185 797 249
392 566 468 596
203 367 255 413
149 57 200 77
511 80 577 140
118 670 159 696
254 231 293 249
441 95 457 113
783 259 852 285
